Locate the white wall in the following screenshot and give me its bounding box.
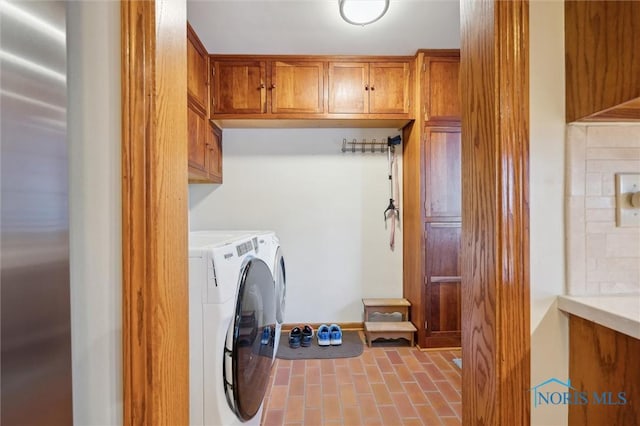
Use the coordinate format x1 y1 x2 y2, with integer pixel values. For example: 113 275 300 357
189 128 403 323
67 2 122 425
529 1 569 425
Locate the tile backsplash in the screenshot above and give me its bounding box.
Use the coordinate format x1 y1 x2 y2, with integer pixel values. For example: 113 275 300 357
566 125 640 295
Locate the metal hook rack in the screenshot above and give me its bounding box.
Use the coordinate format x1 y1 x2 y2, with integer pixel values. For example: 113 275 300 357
341 138 388 153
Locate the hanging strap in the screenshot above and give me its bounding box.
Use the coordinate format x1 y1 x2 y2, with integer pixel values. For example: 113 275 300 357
388 147 399 250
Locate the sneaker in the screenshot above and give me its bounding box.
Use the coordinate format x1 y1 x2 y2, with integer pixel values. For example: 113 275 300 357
289 327 302 349
301 325 314 347
261 326 271 345
317 324 331 346
329 324 342 346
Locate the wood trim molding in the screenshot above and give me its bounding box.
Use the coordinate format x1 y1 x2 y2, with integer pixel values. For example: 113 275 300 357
460 0 531 424
121 1 189 425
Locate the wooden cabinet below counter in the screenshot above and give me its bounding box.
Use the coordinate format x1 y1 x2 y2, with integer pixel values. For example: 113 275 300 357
568 315 640 425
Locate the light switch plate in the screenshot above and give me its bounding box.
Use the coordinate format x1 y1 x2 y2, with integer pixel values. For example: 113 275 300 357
615 173 640 227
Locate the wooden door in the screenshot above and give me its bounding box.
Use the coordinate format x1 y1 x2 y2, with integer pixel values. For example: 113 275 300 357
328 62 369 114
212 60 266 114
423 127 461 219
424 222 461 347
369 62 410 114
422 56 460 123
187 24 208 110
271 61 325 114
188 102 207 180
206 122 222 183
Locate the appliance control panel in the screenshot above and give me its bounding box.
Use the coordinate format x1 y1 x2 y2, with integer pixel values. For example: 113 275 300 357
236 241 254 257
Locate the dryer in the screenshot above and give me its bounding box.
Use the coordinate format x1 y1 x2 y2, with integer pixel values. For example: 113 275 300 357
189 232 276 426
250 232 286 353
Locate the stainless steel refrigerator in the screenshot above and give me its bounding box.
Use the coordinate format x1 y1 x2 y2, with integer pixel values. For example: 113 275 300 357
1 1 73 424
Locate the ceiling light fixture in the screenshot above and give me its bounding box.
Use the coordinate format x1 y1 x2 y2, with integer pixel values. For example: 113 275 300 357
339 0 390 26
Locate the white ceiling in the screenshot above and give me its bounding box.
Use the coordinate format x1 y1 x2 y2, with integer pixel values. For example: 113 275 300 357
187 0 460 56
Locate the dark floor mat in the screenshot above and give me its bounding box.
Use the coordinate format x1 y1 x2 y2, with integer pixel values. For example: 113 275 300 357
276 330 364 360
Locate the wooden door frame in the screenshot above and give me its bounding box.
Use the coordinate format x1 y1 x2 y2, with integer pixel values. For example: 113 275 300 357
121 1 189 425
120 0 530 423
460 0 530 423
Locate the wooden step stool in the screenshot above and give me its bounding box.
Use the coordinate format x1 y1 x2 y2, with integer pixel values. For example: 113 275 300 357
362 298 417 347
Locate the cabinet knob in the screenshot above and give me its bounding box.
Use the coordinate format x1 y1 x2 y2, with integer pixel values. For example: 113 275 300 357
259 83 265 89
365 85 369 91
370 86 375 91
270 84 276 90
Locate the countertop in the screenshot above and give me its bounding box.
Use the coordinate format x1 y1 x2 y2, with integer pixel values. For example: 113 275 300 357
558 294 640 340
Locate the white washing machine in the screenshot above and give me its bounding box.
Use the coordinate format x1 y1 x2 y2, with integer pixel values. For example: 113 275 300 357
189 232 277 426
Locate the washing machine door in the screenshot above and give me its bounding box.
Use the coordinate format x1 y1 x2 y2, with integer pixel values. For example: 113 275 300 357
223 257 276 421
274 247 286 325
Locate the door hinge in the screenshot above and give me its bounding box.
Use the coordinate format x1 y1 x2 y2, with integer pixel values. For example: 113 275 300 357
422 62 426 72
211 67 215 76
424 321 428 329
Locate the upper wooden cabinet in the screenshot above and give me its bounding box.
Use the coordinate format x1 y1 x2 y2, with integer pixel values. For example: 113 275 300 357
188 102 207 177
211 60 267 114
328 62 368 113
205 122 223 183
271 61 325 114
422 56 460 123
565 1 640 122
328 61 411 114
209 55 413 125
187 24 208 110
187 23 223 184
188 100 223 184
369 62 411 114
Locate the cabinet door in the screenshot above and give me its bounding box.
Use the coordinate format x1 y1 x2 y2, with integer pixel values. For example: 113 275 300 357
328 62 369 114
206 122 222 183
187 25 208 110
423 56 460 123
369 62 410 114
424 222 461 347
212 60 266 114
271 61 324 114
188 103 208 179
423 127 461 219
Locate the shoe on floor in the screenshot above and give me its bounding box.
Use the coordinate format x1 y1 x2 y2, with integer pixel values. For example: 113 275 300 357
301 325 314 347
329 324 342 346
261 326 271 345
317 324 330 346
289 327 302 349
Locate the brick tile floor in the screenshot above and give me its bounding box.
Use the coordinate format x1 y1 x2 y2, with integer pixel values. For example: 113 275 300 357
261 333 461 426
